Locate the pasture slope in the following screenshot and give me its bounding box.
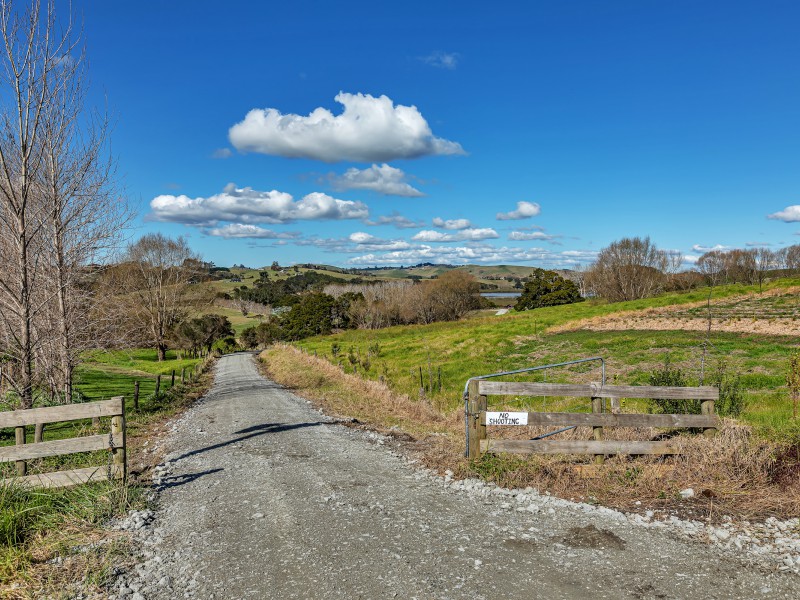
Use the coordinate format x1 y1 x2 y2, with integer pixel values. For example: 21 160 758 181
295 278 800 435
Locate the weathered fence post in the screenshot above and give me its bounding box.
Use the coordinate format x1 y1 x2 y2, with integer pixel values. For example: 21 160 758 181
34 422 44 443
133 381 140 410
15 425 26 475
701 396 717 437
467 380 487 459
591 394 604 465
155 374 161 396
171 370 176 387
181 367 186 383
110 396 126 480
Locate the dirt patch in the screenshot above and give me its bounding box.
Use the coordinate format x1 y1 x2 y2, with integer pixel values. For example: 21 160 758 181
552 288 800 336
503 538 539 551
558 524 626 550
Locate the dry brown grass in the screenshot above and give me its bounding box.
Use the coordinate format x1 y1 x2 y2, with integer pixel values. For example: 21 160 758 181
260 345 460 436
262 344 800 521
0 525 135 600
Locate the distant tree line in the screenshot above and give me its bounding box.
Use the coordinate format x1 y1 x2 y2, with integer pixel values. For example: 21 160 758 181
240 271 483 346
580 237 800 303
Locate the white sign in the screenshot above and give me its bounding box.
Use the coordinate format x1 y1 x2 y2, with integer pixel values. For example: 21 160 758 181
485 411 528 426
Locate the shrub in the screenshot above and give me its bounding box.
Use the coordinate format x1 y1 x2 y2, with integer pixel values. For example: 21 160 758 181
514 268 584 311
647 357 699 414
710 359 747 417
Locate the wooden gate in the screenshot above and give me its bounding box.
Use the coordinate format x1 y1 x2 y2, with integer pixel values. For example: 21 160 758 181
0 397 126 488
466 381 719 462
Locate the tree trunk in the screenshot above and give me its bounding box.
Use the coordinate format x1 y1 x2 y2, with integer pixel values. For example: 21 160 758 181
19 220 34 410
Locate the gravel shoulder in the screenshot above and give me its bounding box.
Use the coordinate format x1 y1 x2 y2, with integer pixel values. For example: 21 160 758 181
112 353 798 599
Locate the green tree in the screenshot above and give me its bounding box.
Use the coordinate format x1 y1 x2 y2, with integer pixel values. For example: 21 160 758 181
282 293 337 339
514 269 584 311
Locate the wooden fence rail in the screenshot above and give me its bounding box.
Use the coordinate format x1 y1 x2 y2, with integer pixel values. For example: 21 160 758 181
0 397 126 488
467 381 719 462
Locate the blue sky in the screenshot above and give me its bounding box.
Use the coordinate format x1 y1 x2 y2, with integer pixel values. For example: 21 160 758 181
72 0 800 268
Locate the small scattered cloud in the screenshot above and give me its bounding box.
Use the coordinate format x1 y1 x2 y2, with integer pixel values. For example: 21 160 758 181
348 232 403 245
293 232 411 253
412 228 499 242
745 241 772 247
496 201 541 221
363 212 425 229
691 244 729 253
768 205 800 222
347 245 598 267
432 217 471 230
149 183 368 226
508 230 559 242
164 182 181 190
206 224 300 239
683 254 700 264
329 164 424 197
419 51 460 69
347 232 412 251
212 148 233 159
228 92 465 162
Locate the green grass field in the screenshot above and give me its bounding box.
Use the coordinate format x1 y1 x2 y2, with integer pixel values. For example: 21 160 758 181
295 278 800 440
0 348 205 477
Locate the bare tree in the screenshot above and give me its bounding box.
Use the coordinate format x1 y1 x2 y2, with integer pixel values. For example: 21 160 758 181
752 247 777 293
586 236 669 302
0 0 70 409
782 244 800 274
38 24 127 403
697 250 727 287
0 1 128 417
116 234 203 361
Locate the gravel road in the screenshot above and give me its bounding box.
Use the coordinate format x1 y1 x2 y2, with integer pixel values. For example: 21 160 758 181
113 353 797 599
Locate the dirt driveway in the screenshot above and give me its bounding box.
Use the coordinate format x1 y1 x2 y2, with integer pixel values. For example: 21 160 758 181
112 353 796 599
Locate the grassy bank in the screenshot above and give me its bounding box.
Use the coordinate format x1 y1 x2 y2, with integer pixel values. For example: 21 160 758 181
261 345 800 521
294 279 800 440
0 349 217 599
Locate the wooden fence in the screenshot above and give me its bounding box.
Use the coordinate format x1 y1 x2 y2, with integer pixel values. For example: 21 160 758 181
466 381 719 462
0 396 126 488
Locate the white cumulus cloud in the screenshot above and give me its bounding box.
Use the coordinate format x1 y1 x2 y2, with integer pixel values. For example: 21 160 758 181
228 92 465 163
330 164 424 197
149 183 368 226
432 217 471 230
768 205 800 222
496 201 541 221
412 228 499 242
